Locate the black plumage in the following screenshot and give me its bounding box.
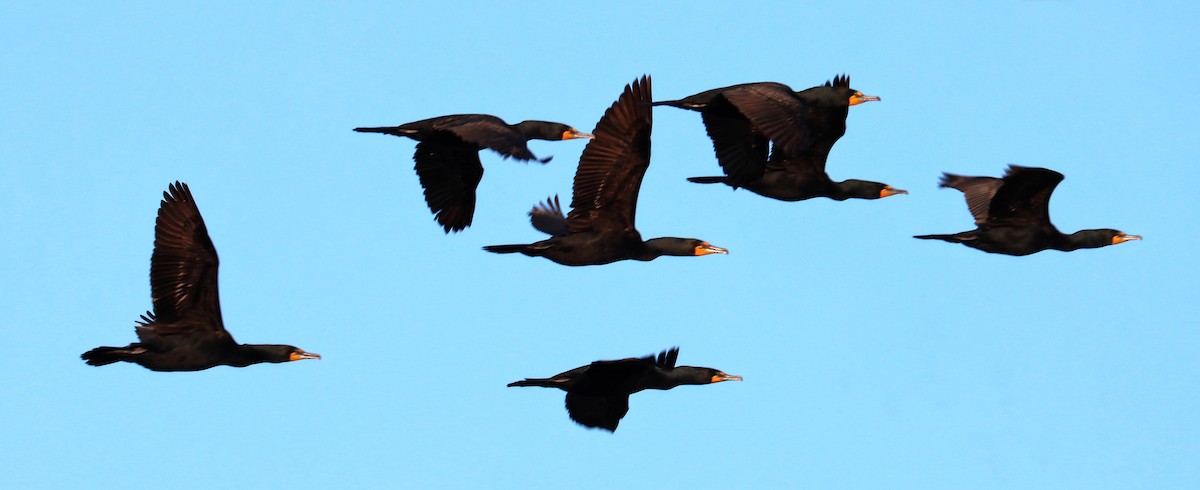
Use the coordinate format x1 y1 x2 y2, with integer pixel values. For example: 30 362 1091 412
657 75 904 201
484 75 727 265
355 115 593 233
81 182 320 371
507 347 741 432
914 165 1141 255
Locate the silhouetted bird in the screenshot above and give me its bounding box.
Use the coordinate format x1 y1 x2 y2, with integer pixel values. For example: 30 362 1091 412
508 347 741 432
355 115 592 233
657 75 904 201
484 75 727 265
914 165 1141 255
81 182 320 371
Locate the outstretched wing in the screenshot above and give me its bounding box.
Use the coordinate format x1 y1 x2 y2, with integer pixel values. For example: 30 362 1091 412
413 140 484 233
939 173 1004 226
566 75 653 233
149 182 225 333
988 165 1064 226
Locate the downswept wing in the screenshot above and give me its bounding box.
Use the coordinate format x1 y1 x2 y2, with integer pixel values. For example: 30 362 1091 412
148 182 226 335
438 115 547 162
700 96 770 187
413 140 484 232
566 75 653 234
717 83 814 159
563 351 662 431
987 165 1065 226
565 392 630 432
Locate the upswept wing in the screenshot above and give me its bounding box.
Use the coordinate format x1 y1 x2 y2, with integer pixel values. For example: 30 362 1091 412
655 347 679 370
939 173 1004 226
566 75 653 234
148 182 225 334
528 195 568 237
988 165 1064 226
413 140 484 232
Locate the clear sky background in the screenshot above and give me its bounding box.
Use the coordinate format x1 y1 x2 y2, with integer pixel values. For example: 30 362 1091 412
2 2 1197 488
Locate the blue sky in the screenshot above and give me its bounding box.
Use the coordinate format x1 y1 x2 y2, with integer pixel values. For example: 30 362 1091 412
2 2 1197 488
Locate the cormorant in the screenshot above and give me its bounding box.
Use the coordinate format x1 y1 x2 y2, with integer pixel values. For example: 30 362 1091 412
914 165 1141 255
657 75 904 201
355 115 593 233
507 347 741 432
484 75 727 265
81 182 321 371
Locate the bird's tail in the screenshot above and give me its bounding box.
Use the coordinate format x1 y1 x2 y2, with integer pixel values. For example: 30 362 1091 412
913 233 959 243
352 126 413 136
483 244 527 254
687 176 727 184
507 378 561 388
81 346 133 367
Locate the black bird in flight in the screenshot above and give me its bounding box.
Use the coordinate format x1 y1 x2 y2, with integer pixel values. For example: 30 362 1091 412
355 115 593 233
914 165 1141 255
484 75 727 265
508 347 742 432
81 183 320 371
656 75 905 201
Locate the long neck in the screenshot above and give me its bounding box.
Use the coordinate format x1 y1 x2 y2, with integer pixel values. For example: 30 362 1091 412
1053 229 1114 251
512 120 564 141
643 367 711 390
225 344 287 367
830 179 882 201
637 238 694 261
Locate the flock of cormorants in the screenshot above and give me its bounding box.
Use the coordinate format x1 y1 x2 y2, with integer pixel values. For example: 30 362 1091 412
82 74 1139 432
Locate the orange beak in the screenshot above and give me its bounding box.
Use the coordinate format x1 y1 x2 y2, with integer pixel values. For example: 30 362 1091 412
1112 233 1142 245
849 92 881 106
694 242 729 256
711 372 743 383
562 128 594 140
289 350 321 361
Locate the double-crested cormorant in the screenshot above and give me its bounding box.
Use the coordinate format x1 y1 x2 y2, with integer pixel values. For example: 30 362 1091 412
355 115 593 233
483 76 727 265
507 347 742 432
656 75 904 201
914 165 1141 255
81 183 320 371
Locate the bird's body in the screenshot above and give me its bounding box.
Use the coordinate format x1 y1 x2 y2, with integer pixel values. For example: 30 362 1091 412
508 347 741 432
354 114 592 233
484 76 727 266
915 165 1140 255
659 76 904 201
81 182 319 371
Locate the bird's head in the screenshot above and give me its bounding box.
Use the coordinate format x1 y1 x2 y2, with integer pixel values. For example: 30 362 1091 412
838 180 908 200
514 121 594 141
644 238 729 258
815 74 880 107
1106 229 1143 246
